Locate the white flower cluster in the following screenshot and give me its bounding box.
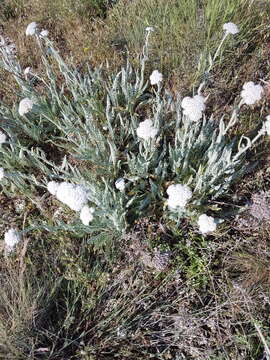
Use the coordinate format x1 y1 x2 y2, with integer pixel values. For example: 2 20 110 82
223 22 239 35
240 81 263 105
150 70 163 85
25 22 48 38
48 181 89 211
181 94 206 122
18 98 34 116
197 214 216 234
47 181 94 225
167 184 192 209
136 119 158 140
4 228 21 253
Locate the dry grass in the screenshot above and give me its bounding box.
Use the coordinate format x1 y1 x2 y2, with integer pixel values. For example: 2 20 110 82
0 215 270 358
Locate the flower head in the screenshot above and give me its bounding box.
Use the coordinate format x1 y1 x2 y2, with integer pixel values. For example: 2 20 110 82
167 184 192 209
223 22 239 35
0 131 6 144
145 26 155 32
136 119 158 140
80 205 94 225
0 167 5 180
115 178 125 192
55 182 88 211
150 70 163 85
181 94 206 122
240 81 263 105
47 181 60 196
198 214 217 234
25 22 38 36
18 98 34 116
4 228 21 253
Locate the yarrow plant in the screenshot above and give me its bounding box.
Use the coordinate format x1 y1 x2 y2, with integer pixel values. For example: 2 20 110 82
0 21 268 242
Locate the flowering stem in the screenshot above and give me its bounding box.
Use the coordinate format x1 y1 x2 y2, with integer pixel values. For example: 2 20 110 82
211 32 228 67
140 29 152 88
198 32 228 94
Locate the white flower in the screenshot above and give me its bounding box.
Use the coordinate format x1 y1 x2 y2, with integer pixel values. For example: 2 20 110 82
150 70 163 85
4 228 21 253
80 205 94 225
0 167 5 180
223 22 239 35
47 181 60 196
181 94 206 122
198 214 217 234
25 22 38 36
115 178 125 192
0 131 6 144
240 81 263 105
145 26 155 32
18 98 34 116
55 182 88 211
136 119 158 140
39 29 49 38
167 184 192 209
263 115 270 135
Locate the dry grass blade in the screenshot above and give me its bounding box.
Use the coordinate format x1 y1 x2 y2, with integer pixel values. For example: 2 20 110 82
254 323 270 360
